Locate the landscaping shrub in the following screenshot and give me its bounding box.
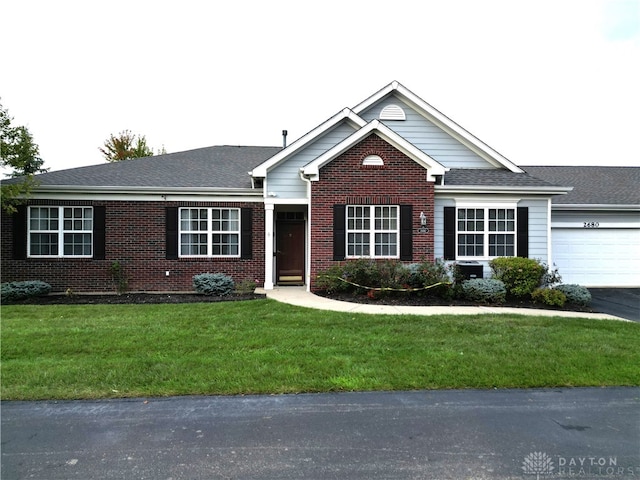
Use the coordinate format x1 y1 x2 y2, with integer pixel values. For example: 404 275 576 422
192 273 235 296
461 279 506 304
316 259 451 297
315 264 353 293
235 279 257 295
555 284 592 306
531 287 566 307
489 257 546 298
406 259 451 297
540 262 562 288
1 281 52 302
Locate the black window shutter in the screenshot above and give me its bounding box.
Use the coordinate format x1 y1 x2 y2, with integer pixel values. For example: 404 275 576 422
13 205 27 260
93 206 106 260
240 208 252 259
443 207 456 260
517 207 529 258
399 205 413 261
333 205 346 261
166 207 178 260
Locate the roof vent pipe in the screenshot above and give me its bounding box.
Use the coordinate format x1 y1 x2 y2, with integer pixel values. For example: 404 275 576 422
282 130 288 148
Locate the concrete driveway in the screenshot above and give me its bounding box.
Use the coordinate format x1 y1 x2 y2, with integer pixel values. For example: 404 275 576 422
590 288 640 321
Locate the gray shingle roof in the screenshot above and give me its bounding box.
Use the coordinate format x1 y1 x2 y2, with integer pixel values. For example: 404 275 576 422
3 146 281 190
525 166 640 205
443 168 561 188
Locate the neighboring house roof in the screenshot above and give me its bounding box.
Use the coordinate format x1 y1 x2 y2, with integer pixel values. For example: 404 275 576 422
4 146 281 192
525 166 640 208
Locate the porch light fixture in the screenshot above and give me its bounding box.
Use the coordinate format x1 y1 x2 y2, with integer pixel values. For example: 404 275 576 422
420 211 427 226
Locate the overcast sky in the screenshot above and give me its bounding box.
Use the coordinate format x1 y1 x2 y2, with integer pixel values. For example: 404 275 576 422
3 0 639 173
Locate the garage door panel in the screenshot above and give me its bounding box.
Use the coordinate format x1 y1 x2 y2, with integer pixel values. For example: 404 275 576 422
553 229 640 287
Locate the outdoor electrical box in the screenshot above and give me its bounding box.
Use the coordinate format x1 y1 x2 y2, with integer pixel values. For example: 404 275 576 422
456 261 484 280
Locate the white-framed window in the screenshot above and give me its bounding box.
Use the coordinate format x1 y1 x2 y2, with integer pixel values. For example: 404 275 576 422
346 205 399 258
179 207 240 257
28 206 93 257
457 207 516 259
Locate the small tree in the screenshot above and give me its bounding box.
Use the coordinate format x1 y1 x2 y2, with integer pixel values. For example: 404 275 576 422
1 101 48 213
99 130 154 162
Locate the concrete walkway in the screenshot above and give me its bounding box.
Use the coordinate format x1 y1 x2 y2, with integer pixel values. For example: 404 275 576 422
257 286 625 320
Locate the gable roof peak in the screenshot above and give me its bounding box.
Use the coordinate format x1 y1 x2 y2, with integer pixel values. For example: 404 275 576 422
354 81 524 174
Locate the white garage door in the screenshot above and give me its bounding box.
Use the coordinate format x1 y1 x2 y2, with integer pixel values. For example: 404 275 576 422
552 228 640 287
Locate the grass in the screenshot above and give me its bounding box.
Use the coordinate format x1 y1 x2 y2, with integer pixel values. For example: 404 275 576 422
1 299 639 400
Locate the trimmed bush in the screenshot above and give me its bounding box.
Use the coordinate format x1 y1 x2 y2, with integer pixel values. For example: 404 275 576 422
316 259 451 297
461 279 506 304
1 281 52 302
235 279 257 295
489 257 546 298
406 259 450 290
193 273 235 296
555 284 592 306
532 287 567 307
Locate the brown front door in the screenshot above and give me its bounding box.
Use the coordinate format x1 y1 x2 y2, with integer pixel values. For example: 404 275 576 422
276 220 305 285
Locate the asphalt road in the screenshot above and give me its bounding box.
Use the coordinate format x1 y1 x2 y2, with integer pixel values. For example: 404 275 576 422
2 388 639 480
590 288 640 322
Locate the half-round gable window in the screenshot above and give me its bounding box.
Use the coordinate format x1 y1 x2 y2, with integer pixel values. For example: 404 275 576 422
362 154 384 166
379 104 406 121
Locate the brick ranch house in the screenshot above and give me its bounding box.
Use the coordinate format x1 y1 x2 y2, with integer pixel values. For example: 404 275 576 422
2 81 638 292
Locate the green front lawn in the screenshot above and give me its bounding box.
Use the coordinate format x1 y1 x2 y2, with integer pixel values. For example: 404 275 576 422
2 299 638 400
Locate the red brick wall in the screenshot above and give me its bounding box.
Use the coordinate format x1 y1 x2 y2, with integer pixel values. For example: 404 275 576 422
310 133 435 289
1 200 264 293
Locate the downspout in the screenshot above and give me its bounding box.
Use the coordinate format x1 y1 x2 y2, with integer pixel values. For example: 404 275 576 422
299 168 312 292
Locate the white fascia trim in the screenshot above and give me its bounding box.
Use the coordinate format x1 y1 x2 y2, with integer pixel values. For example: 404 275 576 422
353 81 523 173
250 108 367 178
435 185 572 196
29 186 263 202
550 204 640 211
302 120 447 182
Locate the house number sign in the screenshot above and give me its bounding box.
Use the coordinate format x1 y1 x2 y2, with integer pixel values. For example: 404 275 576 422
583 222 600 228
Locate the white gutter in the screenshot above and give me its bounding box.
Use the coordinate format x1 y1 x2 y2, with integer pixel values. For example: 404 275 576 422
550 204 640 211
435 185 572 196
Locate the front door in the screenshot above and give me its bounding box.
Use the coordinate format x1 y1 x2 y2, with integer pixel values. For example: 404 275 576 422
276 220 305 285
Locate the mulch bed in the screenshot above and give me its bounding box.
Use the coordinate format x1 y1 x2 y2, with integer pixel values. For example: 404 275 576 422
7 292 266 305
316 291 596 314
7 290 595 314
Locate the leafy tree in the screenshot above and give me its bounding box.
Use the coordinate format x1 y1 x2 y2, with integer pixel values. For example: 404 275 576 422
1 101 48 214
99 130 154 162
